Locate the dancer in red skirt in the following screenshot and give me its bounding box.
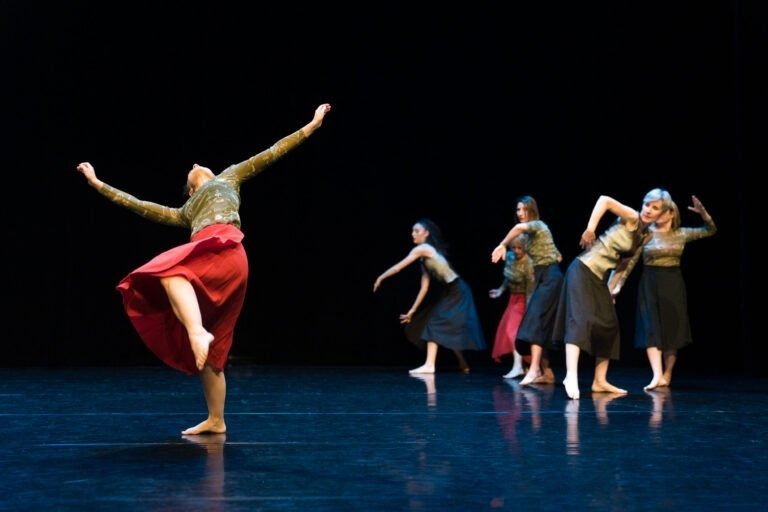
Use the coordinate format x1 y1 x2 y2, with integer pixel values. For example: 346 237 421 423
76 103 332 434
488 234 535 378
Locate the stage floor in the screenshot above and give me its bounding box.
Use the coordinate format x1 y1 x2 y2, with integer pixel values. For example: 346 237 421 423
1 364 765 511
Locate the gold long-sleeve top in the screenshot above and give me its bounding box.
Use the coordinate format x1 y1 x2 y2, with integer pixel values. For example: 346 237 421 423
97 129 307 236
643 218 717 267
525 220 562 267
579 221 641 281
501 252 535 300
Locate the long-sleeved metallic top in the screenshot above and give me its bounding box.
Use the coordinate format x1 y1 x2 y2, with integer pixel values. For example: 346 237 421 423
643 218 717 267
502 251 535 298
96 129 307 236
525 220 562 267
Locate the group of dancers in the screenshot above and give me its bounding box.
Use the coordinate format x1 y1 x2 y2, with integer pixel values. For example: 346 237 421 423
374 191 716 401
75 102 716 436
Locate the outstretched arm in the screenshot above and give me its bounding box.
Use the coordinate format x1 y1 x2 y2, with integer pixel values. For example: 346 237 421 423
75 162 187 227
301 103 332 137
683 195 717 240
373 245 429 292
489 278 508 299
580 195 639 249
491 223 529 263
221 103 332 183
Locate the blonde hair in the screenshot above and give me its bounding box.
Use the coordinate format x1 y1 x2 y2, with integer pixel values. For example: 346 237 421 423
643 188 674 213
668 200 681 230
508 234 527 249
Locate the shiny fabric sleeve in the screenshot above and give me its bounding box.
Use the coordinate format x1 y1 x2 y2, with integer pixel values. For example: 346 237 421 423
681 217 717 242
97 183 188 227
608 232 649 295
524 259 536 304
218 129 307 189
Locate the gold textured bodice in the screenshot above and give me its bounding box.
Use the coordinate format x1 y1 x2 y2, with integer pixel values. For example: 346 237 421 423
97 129 307 236
643 219 717 267
578 221 640 280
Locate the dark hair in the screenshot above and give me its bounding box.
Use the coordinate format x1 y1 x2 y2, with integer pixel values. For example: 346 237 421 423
516 195 540 220
414 218 449 256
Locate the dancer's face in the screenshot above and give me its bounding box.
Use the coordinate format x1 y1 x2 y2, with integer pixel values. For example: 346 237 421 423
516 202 529 222
640 199 665 224
411 223 429 245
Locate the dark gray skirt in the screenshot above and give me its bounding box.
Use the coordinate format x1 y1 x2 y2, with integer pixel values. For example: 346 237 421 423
516 263 564 350
553 259 620 359
633 266 692 350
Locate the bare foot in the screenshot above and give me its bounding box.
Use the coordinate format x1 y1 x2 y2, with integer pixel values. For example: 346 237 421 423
458 365 470 374
563 377 580 399
503 366 525 379
189 331 214 371
181 417 226 435
532 368 556 384
592 381 628 394
643 376 669 391
409 365 435 374
520 369 541 386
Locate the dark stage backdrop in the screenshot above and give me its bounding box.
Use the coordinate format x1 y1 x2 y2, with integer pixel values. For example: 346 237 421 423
4 2 763 375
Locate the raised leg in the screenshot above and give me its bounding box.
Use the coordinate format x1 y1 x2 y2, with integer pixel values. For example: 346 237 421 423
160 275 213 371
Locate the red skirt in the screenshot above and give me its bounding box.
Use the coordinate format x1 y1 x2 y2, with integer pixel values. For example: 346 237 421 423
116 224 249 375
491 293 526 362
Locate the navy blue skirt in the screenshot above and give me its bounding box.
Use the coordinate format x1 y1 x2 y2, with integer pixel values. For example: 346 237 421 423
405 278 487 351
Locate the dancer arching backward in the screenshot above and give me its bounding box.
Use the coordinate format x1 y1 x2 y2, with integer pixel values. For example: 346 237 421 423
76 103 332 434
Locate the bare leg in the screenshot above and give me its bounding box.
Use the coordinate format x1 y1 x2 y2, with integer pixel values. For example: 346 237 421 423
592 357 627 394
182 364 227 435
533 352 556 384
661 349 678 386
160 275 213 371
409 341 438 374
453 350 470 374
503 350 525 379
520 344 543 385
563 344 580 399
644 347 666 390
